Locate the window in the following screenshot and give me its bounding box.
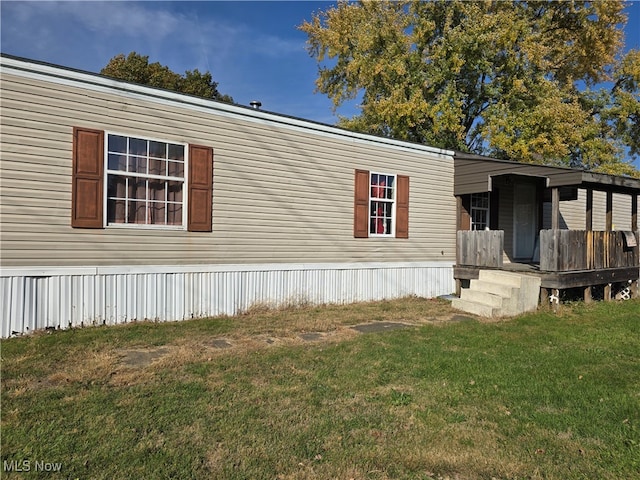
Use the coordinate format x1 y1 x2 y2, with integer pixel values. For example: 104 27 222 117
72 127 213 232
471 192 489 230
354 169 409 238
369 173 396 235
106 134 186 227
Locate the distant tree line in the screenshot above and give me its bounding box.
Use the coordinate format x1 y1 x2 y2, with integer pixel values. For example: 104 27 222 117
101 52 233 104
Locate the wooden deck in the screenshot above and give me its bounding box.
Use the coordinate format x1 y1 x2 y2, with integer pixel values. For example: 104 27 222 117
454 263 639 290
455 229 640 302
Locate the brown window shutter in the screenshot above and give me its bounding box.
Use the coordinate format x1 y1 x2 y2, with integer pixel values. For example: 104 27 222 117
354 169 369 238
188 144 213 232
396 175 409 238
72 127 104 228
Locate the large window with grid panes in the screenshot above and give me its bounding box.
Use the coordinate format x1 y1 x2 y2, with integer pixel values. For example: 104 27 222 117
72 127 212 232
105 133 186 228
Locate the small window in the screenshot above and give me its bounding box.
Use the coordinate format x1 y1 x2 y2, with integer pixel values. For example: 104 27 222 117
369 173 396 236
471 192 490 230
105 134 186 227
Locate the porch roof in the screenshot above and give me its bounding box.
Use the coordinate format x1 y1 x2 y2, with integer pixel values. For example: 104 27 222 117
454 152 640 196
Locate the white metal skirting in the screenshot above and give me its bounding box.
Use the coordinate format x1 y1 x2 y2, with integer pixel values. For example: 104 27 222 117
0 262 455 337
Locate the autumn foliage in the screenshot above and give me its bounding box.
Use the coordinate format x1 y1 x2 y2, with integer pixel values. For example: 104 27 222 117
300 0 640 176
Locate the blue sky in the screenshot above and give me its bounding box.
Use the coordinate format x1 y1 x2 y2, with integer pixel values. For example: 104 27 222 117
2 0 639 167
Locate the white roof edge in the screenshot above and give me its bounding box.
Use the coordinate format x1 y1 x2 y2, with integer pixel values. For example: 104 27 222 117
0 55 455 158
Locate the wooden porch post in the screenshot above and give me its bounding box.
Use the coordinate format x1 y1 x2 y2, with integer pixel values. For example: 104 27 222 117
455 195 467 297
632 194 639 299
536 183 544 234
606 191 613 231
455 196 461 296
604 191 614 301
584 188 594 302
584 285 593 303
632 193 638 231
586 189 593 231
604 283 613 301
540 287 549 305
551 187 560 230
456 196 462 264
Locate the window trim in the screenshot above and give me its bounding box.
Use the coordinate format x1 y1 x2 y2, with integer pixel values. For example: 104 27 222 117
470 192 490 231
369 171 397 237
103 131 189 230
354 169 409 239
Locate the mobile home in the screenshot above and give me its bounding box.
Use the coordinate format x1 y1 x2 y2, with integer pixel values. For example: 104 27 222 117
0 55 457 336
1 55 638 336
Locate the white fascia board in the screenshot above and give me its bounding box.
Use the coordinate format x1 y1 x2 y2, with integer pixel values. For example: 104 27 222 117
0 55 455 160
0 261 455 277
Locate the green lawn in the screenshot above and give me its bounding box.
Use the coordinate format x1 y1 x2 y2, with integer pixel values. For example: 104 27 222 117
2 298 639 479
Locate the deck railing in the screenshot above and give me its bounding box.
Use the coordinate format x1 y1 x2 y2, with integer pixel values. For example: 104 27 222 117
456 230 504 268
539 230 640 272
457 229 639 273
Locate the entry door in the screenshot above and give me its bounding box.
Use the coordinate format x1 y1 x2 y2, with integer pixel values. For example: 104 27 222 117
513 183 537 260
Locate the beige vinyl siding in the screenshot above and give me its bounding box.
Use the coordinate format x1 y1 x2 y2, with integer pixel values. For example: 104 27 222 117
1 71 456 267
543 190 638 230
453 156 583 195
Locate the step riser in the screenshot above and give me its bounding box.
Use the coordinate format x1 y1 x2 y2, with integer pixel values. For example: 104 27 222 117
460 289 504 308
470 280 517 298
451 298 499 317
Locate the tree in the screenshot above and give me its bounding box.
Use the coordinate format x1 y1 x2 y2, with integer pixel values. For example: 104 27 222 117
300 0 640 176
101 52 233 103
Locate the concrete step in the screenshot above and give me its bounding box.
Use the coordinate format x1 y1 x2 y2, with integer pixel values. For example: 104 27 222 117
460 288 505 308
470 279 518 298
478 270 524 287
455 270 542 318
451 298 500 318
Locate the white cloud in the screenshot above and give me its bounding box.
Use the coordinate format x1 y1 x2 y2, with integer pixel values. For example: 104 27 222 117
1 2 225 71
83 2 181 37
23 1 182 41
2 1 305 65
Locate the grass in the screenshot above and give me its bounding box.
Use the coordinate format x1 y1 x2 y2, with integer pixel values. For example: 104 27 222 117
1 297 639 479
